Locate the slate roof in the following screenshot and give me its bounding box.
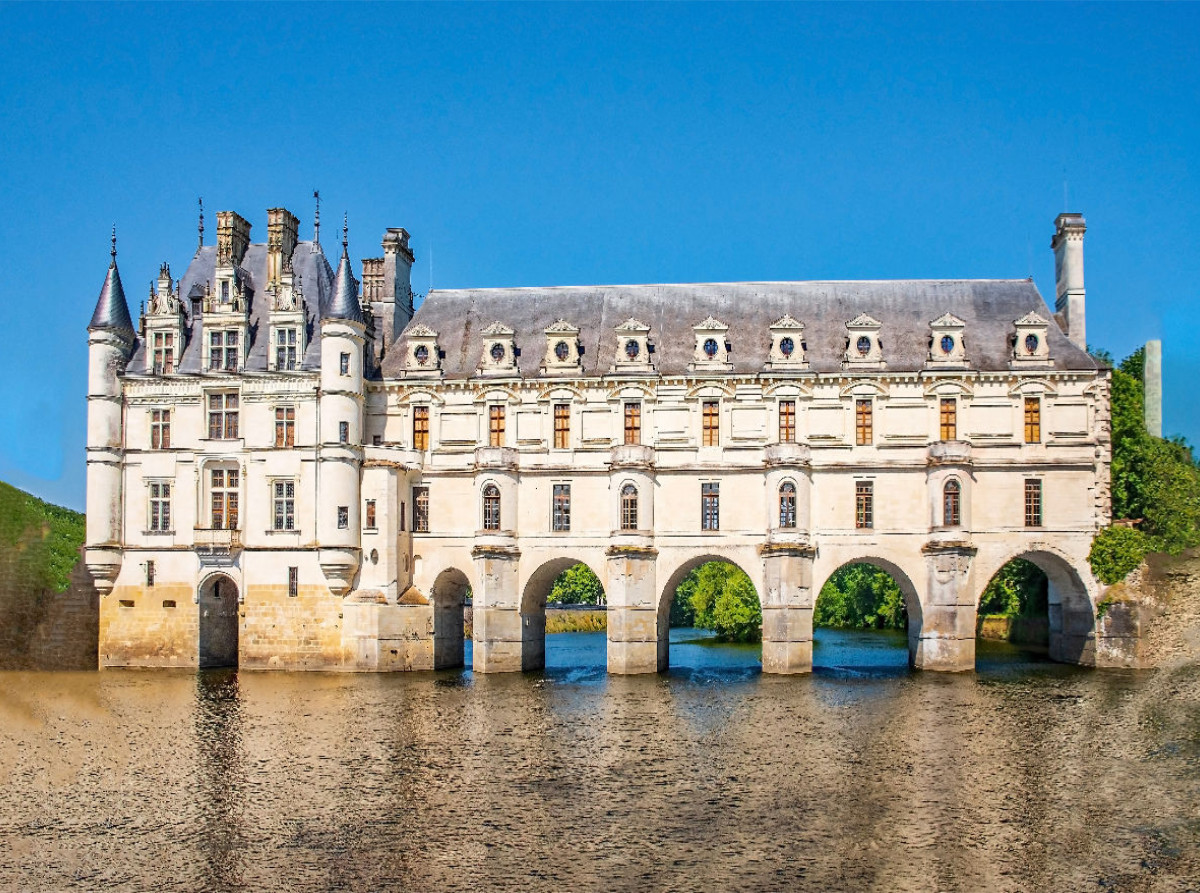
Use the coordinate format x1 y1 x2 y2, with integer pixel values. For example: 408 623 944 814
385 279 1096 378
127 241 336 374
325 246 364 324
89 261 134 335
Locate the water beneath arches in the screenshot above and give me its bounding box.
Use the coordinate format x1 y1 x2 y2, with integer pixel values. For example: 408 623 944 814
3 630 1198 889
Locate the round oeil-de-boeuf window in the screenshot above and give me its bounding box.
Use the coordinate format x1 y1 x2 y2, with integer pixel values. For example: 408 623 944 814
414 344 429 365
779 336 795 358
1025 333 1039 354
857 335 872 356
554 341 570 361
941 334 955 355
703 338 719 359
490 342 506 362
625 339 640 360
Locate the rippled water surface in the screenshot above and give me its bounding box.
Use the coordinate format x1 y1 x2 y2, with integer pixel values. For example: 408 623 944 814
3 629 1199 892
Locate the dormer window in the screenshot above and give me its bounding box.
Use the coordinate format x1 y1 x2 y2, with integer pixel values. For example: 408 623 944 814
844 313 885 370
479 322 518 376
1011 312 1052 368
152 332 174 375
275 327 298 371
220 280 230 303
1024 333 1039 354
856 336 872 356
927 312 968 369
625 339 640 360
415 344 430 365
611 318 653 373
209 330 239 372
689 317 732 371
554 342 569 361
403 324 442 377
541 320 582 375
780 337 795 357
767 315 808 370
941 335 956 355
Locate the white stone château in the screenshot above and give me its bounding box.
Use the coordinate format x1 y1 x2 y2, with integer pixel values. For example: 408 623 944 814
86 207 1126 673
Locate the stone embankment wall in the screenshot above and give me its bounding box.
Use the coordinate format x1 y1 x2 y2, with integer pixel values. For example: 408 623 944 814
0 548 98 670
1104 549 1200 670
460 604 607 639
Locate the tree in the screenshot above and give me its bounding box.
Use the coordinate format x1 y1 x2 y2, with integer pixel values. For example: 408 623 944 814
978 559 1047 617
547 563 605 604
673 561 762 642
814 564 907 630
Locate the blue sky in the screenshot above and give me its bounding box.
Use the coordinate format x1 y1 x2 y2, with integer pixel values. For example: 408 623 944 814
0 2 1196 510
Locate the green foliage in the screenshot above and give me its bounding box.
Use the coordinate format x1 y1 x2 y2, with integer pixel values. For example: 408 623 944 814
1106 349 1200 555
814 564 907 629
0 481 84 593
978 558 1048 617
1088 525 1152 585
547 563 605 605
674 561 762 642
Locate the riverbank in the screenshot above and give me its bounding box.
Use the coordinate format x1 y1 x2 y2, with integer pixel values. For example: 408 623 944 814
462 605 608 638
976 614 1049 648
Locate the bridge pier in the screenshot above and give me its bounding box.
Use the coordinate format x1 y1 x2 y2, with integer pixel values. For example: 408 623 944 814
605 545 661 674
760 545 815 674
471 544 525 673
914 541 977 672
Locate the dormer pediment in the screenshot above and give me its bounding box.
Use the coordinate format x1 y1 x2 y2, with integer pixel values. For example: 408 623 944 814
695 316 728 332
1014 310 1049 328
545 318 579 335
616 317 650 333
770 314 804 330
930 312 966 329
406 323 438 338
847 312 882 329
482 321 514 337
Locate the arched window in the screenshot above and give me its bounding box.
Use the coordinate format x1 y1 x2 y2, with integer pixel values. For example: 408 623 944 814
482 483 501 531
943 478 961 527
779 481 797 529
620 484 638 531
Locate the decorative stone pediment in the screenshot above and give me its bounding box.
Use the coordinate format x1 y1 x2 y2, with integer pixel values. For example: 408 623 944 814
927 311 968 369
689 317 732 371
1011 311 1052 368
542 319 582 374
478 321 518 376
766 315 808 370
611 318 654 373
143 263 187 375
843 313 885 370
404 324 442 377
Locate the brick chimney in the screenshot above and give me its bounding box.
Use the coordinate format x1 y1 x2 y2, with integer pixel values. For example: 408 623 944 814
216 211 251 267
1051 212 1086 350
266 207 299 287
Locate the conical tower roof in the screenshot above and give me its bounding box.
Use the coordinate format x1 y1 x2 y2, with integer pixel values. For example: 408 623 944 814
324 222 364 325
89 229 134 334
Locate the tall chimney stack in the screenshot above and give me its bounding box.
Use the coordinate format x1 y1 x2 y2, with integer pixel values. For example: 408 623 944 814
216 211 252 267
266 207 299 287
1051 212 1087 350
1144 339 1163 438
382 227 415 337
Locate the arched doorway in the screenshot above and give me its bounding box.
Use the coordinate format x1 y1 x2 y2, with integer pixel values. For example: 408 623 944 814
198 574 239 668
978 551 1095 665
521 558 607 671
430 568 472 670
658 556 762 671
812 559 921 670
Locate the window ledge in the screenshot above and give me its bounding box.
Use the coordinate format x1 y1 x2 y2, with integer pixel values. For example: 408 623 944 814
142 530 176 536
265 528 301 535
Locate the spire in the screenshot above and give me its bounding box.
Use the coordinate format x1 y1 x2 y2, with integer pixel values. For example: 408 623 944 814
324 215 364 324
311 189 320 252
89 226 134 334
197 197 204 250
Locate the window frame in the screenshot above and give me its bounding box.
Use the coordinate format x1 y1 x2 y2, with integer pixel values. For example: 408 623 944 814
855 480 874 529
1024 478 1043 527
779 399 796 443
552 483 571 532
151 332 174 375
288 566 299 598
274 406 295 448
207 392 239 440
778 481 797 529
701 482 720 531
337 505 349 530
413 486 430 533
272 478 296 531
209 466 240 530
701 400 719 447
553 403 571 450
624 402 641 445
488 404 505 448
939 397 957 441
365 498 377 530
1024 397 1041 444
855 399 873 446
150 408 171 450
275 326 298 371
148 480 172 533
620 483 638 531
943 478 961 527
339 352 351 376
208 329 240 372
412 405 430 451
482 483 501 531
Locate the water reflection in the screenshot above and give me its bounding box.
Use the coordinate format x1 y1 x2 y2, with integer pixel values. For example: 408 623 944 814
1 631 1197 891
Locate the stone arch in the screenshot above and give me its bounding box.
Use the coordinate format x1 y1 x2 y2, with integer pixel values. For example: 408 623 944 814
430 566 472 669
812 555 924 666
518 556 607 671
975 547 1097 665
198 571 239 668
655 551 763 671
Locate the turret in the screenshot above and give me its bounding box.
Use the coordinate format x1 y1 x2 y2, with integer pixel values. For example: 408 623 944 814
317 220 366 596
85 230 135 594
1052 212 1087 350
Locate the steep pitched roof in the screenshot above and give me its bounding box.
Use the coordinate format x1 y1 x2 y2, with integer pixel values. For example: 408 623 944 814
324 246 364 325
89 259 134 335
386 279 1097 378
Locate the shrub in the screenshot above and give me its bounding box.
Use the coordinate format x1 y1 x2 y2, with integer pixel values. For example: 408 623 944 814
1088 525 1151 585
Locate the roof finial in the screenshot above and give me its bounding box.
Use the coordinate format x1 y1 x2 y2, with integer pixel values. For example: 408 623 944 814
197 197 204 249
110 225 117 264
342 212 348 251
313 190 321 249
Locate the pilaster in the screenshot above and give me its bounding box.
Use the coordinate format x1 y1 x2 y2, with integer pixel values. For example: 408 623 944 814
759 543 816 674
471 544 523 673
605 545 660 674
915 541 978 671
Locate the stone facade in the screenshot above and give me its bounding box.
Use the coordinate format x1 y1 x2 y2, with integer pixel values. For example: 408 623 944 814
86 208 1115 673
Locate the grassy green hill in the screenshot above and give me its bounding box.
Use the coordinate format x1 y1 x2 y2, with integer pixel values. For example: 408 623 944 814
0 480 85 593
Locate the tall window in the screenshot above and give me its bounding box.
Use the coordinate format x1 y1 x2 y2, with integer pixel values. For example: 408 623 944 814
149 482 171 532
208 393 239 439
940 398 957 441
779 400 796 443
855 399 873 446
276 327 298 371
146 559 155 587
288 566 298 598
220 280 230 302
702 401 719 447
553 403 570 449
552 484 571 531
339 421 350 443
779 481 797 529
701 482 720 530
624 402 641 445
210 468 239 530
337 506 349 529
275 406 295 448
1024 397 1041 444
413 406 430 451
413 486 430 533
943 479 961 527
365 499 377 529
489 405 505 447
209 330 239 372
620 484 638 531
150 409 171 450
272 480 295 531
339 352 350 376
855 481 873 529
1024 479 1042 527
152 332 174 375
482 483 501 531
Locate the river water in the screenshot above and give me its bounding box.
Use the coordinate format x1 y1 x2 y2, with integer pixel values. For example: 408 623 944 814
2 629 1198 892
